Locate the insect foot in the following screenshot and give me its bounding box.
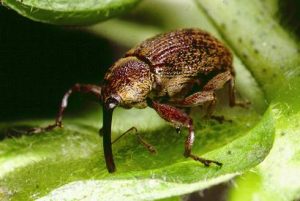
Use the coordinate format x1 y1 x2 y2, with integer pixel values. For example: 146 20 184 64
188 153 223 167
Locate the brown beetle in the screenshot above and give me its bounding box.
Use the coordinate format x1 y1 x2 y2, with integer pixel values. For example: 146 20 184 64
35 29 246 173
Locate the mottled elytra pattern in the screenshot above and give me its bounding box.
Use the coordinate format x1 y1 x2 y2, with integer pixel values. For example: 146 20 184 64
126 29 233 99
126 29 232 77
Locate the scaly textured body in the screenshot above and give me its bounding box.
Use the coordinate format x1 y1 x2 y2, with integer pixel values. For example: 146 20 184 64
37 28 246 173
127 29 232 99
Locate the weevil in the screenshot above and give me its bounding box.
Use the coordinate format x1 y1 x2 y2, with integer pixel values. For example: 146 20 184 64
35 29 246 173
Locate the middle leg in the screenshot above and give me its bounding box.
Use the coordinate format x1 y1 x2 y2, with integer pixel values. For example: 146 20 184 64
147 99 222 167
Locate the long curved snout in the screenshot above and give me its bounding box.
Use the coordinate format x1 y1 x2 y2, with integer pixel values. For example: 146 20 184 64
102 104 116 173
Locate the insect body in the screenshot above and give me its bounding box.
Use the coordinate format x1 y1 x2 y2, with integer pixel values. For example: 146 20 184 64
40 29 244 173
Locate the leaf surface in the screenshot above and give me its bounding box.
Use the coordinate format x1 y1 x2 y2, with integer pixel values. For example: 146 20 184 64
1 0 141 25
194 0 300 200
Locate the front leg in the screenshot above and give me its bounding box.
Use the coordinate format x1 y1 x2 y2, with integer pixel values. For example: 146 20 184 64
147 99 222 167
29 84 101 133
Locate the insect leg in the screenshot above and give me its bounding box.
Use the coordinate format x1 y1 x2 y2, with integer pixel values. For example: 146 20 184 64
29 84 101 133
203 71 232 91
147 99 222 167
111 127 156 154
170 91 215 107
169 90 226 123
182 71 232 118
203 70 249 107
202 70 247 121
228 77 250 107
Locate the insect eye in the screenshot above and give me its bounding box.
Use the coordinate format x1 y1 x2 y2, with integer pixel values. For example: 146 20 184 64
106 97 119 110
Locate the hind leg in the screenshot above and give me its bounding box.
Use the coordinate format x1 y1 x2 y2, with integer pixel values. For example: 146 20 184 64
203 70 249 113
228 78 250 107
202 71 231 116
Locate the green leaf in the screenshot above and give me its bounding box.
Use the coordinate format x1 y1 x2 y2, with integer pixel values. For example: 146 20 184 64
0 104 274 200
193 0 300 200
2 0 300 200
228 100 300 201
1 0 141 25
